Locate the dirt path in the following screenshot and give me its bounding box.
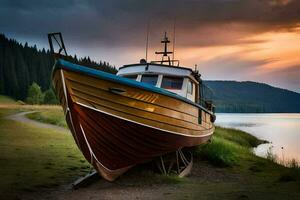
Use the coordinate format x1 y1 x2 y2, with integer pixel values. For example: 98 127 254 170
20 160 240 200
5 111 67 133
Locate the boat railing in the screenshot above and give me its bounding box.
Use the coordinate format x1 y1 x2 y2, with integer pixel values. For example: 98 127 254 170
150 60 180 66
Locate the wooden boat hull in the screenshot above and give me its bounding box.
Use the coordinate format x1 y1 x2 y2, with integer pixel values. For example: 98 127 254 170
52 59 215 181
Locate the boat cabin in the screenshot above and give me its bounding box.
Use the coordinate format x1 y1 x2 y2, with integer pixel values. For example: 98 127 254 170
117 32 201 103
117 63 199 102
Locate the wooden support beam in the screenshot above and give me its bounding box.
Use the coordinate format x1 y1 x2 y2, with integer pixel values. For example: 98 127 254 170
72 170 99 190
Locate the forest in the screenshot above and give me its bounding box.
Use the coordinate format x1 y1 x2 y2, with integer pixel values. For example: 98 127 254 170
0 33 116 102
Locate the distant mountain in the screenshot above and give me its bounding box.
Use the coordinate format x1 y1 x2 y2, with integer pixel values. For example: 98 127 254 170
204 81 300 113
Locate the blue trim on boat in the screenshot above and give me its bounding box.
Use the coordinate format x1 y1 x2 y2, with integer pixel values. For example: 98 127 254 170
54 59 213 115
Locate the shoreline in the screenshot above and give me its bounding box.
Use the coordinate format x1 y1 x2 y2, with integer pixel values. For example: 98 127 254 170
216 113 300 166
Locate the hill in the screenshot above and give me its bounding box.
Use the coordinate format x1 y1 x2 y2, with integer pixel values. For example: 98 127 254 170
204 81 300 113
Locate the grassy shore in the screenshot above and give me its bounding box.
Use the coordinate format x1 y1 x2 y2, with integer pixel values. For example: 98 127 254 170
0 106 90 199
0 98 300 199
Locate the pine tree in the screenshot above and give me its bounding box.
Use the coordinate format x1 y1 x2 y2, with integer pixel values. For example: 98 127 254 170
3 46 19 98
14 45 29 99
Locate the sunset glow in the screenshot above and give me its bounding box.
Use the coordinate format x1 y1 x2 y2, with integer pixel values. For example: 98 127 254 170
168 25 300 92
1 0 300 92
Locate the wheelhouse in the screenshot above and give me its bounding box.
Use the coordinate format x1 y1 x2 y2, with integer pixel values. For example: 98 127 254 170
117 63 199 102
117 32 204 104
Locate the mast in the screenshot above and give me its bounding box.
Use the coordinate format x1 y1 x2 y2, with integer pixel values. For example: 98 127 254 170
155 32 173 65
151 32 179 66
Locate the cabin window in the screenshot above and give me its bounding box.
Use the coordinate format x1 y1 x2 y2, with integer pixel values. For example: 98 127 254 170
141 75 158 86
123 75 137 80
187 80 193 94
161 76 183 90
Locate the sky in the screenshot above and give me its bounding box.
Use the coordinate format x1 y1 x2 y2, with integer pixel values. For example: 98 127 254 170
1 0 300 92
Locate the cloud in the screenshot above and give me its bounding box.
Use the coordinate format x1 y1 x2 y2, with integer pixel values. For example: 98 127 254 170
0 0 299 92
1 0 300 48
255 64 300 92
197 53 273 79
197 53 300 92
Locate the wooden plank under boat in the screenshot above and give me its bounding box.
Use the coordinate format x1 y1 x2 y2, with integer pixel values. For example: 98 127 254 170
49 32 216 181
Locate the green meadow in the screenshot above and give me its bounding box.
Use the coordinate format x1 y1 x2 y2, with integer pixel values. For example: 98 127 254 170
0 96 300 199
26 109 67 128
0 99 90 199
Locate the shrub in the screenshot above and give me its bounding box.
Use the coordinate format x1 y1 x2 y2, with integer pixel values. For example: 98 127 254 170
25 82 44 104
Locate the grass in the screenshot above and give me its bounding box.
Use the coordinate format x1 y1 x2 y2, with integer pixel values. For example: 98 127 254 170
0 107 89 199
0 103 300 199
26 108 67 128
195 136 238 167
194 127 265 167
213 126 266 148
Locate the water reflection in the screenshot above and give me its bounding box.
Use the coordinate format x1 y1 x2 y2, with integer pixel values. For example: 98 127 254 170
216 113 300 163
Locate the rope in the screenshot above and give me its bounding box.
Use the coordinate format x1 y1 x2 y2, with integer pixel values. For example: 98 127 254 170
80 124 94 167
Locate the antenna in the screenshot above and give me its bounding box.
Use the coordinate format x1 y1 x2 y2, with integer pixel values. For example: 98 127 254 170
155 32 173 65
151 32 180 66
145 21 150 63
172 18 176 65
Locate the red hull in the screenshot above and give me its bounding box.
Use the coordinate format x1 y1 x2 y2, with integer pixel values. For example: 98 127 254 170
66 102 211 181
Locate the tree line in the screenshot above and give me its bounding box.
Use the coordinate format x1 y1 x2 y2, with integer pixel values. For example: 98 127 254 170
0 33 117 104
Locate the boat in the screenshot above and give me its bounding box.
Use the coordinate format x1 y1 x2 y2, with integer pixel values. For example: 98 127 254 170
48 32 216 181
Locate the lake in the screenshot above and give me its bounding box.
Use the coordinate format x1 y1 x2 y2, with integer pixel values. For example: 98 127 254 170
216 113 300 164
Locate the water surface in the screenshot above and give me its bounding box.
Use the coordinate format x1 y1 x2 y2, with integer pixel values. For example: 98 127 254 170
216 113 300 163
